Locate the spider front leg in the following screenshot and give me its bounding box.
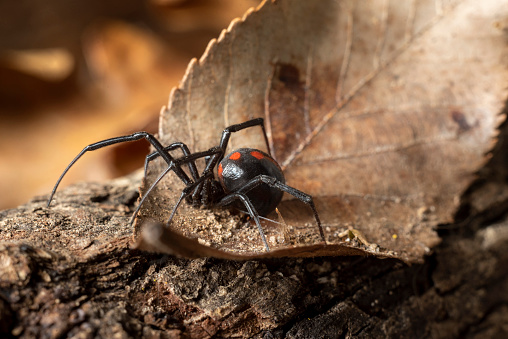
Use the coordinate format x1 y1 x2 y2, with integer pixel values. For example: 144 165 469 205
237 175 326 244
217 192 270 251
130 168 213 227
130 148 224 227
47 132 191 207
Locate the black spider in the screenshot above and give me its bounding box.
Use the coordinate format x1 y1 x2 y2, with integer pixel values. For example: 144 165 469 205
47 118 326 251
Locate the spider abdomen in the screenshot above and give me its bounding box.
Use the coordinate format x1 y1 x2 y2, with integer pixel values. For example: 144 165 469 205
218 148 285 216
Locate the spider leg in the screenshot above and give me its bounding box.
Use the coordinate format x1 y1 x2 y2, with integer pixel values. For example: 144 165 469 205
217 192 270 251
164 173 214 225
130 148 224 226
47 132 193 207
195 118 271 190
236 175 326 243
144 142 199 181
130 163 174 226
219 118 271 158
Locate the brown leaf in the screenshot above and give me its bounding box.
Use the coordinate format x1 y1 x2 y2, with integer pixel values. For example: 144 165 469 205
135 0 508 262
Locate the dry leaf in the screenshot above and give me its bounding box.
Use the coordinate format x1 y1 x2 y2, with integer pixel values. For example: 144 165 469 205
135 0 508 262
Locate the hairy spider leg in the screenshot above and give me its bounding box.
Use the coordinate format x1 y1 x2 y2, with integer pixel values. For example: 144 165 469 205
130 148 224 226
217 192 270 251
236 174 326 244
47 132 192 207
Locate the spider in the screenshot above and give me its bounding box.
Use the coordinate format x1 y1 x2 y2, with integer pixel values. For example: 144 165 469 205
47 118 326 251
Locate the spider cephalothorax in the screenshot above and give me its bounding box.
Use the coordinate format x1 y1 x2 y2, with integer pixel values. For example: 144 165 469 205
48 118 325 251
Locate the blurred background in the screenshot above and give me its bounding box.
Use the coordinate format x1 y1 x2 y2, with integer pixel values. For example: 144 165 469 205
0 0 261 210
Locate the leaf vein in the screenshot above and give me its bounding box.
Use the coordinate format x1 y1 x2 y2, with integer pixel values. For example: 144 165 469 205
293 132 456 166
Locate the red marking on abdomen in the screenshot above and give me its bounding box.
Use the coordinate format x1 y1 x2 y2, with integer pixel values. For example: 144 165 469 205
218 163 223 177
229 152 241 160
250 151 264 160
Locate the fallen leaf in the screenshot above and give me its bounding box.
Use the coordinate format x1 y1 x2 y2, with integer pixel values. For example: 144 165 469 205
135 0 508 262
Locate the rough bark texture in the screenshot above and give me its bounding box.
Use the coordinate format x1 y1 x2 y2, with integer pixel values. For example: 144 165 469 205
1 104 508 338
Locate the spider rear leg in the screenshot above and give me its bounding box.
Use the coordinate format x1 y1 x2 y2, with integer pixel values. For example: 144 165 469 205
237 175 326 244
217 192 270 251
